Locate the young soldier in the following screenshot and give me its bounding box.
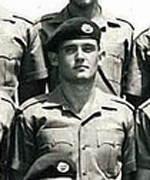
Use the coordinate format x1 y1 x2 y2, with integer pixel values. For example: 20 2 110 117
7 18 136 180
35 0 134 97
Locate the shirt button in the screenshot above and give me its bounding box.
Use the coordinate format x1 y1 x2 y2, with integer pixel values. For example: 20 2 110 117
82 171 87 176
82 145 86 150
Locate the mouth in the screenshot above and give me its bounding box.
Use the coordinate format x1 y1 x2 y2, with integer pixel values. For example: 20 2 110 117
74 65 89 69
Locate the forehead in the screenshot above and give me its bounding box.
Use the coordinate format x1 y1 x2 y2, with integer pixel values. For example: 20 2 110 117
70 0 97 3
60 39 98 47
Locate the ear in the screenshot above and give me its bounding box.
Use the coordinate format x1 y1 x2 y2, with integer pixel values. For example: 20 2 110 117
48 52 59 66
97 50 104 67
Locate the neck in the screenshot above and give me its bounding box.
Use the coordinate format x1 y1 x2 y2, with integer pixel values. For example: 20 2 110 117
68 2 102 20
60 78 95 113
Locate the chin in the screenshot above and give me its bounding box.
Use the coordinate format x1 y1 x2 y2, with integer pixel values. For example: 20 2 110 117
73 0 95 7
75 74 95 81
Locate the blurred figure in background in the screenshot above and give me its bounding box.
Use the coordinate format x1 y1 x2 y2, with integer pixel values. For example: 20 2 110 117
130 27 150 179
126 27 150 107
0 5 48 179
135 98 150 180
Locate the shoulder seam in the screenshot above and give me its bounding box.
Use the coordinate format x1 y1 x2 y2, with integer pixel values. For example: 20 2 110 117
21 94 49 111
111 98 134 111
22 99 45 111
116 17 134 30
138 99 150 110
13 15 34 25
1 97 16 110
134 27 150 41
35 13 58 24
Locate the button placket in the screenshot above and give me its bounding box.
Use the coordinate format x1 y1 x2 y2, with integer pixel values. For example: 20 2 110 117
78 124 88 179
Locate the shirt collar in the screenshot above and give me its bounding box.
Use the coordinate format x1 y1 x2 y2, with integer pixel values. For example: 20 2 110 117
46 5 71 24
42 85 115 119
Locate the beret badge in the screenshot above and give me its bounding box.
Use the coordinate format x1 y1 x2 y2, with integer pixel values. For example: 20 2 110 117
57 161 70 173
81 23 94 34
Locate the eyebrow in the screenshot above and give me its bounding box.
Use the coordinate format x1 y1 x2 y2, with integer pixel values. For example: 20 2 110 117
61 43 96 48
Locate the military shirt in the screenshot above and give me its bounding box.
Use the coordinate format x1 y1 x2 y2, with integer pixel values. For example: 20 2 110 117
134 99 150 180
35 5 134 96
0 97 15 180
7 86 136 180
0 8 48 100
126 28 150 104
0 8 48 180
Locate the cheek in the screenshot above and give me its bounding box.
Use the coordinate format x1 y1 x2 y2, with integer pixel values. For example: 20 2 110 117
88 54 99 66
60 56 74 68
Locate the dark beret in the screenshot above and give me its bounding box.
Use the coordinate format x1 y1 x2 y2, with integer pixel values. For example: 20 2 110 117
23 153 77 180
47 17 101 52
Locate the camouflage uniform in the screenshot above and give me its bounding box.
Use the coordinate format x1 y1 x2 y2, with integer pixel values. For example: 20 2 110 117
35 4 134 96
7 87 136 180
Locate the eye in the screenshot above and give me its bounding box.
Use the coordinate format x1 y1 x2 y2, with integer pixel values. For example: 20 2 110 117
64 45 77 54
82 44 96 53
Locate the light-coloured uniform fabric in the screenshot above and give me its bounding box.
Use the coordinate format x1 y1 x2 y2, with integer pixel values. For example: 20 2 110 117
0 7 48 179
7 86 136 180
35 4 134 96
0 11 48 100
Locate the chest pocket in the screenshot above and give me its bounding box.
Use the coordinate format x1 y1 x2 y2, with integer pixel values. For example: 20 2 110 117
37 128 74 154
100 42 125 95
95 127 122 178
101 43 124 79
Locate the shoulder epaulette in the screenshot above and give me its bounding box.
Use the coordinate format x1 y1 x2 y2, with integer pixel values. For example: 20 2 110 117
116 17 134 30
138 99 150 110
2 19 15 24
138 99 150 117
12 15 34 25
35 12 59 24
101 106 117 111
134 27 150 41
107 21 120 28
21 93 49 111
1 97 16 110
111 97 134 111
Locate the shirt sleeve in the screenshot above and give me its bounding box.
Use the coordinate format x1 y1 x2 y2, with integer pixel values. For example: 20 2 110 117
125 29 150 101
122 108 136 175
136 107 150 169
19 24 48 84
7 109 36 180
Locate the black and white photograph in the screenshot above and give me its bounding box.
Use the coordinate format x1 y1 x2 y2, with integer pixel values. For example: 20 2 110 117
0 0 150 180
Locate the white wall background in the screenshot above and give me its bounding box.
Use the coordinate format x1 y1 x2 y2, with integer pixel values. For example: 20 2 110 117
0 0 150 36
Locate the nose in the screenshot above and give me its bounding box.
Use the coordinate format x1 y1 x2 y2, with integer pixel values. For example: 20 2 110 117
75 47 85 62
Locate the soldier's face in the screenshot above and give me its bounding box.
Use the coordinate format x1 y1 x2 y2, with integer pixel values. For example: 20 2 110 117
57 39 99 82
70 0 97 7
40 178 73 180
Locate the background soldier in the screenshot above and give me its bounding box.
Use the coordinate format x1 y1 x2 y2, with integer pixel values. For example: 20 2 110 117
0 6 48 179
135 99 150 180
35 0 134 97
126 27 150 107
7 18 136 180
